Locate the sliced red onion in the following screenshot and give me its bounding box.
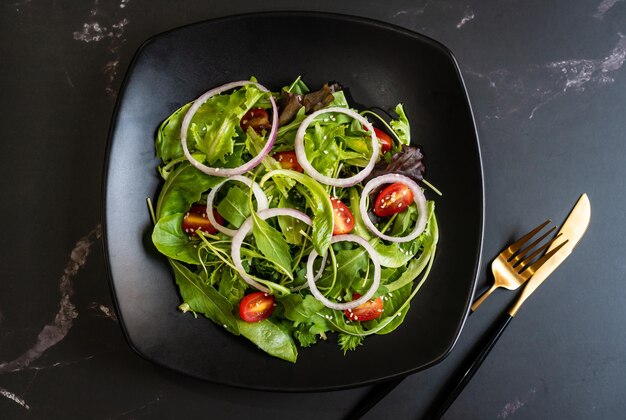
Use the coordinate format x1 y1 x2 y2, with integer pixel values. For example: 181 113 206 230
206 175 269 236
180 80 278 177
231 208 312 293
294 107 380 187
360 174 428 243
306 234 381 310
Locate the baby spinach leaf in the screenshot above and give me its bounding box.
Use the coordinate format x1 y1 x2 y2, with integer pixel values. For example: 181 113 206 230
216 185 250 228
237 319 298 363
170 259 240 335
251 212 293 280
152 213 200 264
155 162 221 220
261 169 333 256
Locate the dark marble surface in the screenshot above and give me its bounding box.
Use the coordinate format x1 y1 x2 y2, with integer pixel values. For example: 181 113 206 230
1 0 625 418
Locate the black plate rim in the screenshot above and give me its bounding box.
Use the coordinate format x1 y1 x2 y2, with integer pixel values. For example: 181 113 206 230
102 10 484 392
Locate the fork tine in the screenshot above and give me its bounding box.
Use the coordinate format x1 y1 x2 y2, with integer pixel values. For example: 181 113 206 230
504 219 551 257
514 232 562 270
518 238 569 278
509 226 558 267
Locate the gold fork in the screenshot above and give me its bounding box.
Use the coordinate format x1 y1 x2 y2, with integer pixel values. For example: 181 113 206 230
471 220 566 312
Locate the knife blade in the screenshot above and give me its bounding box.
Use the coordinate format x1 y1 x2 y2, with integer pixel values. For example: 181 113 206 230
508 193 591 316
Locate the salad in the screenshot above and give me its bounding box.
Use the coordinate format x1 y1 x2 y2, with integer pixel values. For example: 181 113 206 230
150 77 439 362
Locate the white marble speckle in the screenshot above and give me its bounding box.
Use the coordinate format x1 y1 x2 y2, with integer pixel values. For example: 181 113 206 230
89 302 118 321
497 388 537 419
468 33 626 120
0 226 101 374
594 0 623 19
0 386 30 410
456 9 475 28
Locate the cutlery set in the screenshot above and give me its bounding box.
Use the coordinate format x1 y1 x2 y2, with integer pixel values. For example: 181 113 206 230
350 193 591 419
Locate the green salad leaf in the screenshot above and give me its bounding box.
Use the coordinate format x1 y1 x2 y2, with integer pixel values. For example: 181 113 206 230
170 259 240 335
237 319 298 363
261 169 333 257
152 213 201 264
390 104 411 145
155 162 221 219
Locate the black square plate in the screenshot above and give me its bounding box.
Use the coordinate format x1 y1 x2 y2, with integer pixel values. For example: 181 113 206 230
104 12 483 391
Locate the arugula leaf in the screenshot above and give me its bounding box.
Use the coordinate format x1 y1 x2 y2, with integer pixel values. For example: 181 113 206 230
261 169 333 256
170 260 239 335
237 319 298 363
390 104 411 145
216 185 250 228
155 162 221 220
152 213 201 264
251 212 293 280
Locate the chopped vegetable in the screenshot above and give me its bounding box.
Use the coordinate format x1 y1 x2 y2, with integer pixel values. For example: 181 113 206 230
239 292 275 322
151 77 439 362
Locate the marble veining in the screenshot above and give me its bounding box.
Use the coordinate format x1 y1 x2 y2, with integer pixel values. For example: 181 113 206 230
0 387 30 410
72 0 129 96
594 0 623 19
467 33 626 120
497 388 537 419
456 9 475 28
0 225 101 375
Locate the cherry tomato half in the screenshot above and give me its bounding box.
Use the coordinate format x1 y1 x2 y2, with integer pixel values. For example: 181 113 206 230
240 107 271 134
373 183 414 217
239 292 275 322
182 204 224 235
363 125 393 154
344 293 384 321
330 196 355 235
273 151 303 172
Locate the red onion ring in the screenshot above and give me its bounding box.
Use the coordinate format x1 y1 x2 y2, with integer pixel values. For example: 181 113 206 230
306 234 381 310
180 81 278 177
360 174 428 242
294 107 380 187
206 175 269 237
231 208 314 293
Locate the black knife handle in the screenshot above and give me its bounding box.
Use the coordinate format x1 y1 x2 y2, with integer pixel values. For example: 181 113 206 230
426 312 513 420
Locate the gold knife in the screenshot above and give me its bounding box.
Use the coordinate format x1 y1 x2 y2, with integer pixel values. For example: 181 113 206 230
508 193 591 316
429 193 592 420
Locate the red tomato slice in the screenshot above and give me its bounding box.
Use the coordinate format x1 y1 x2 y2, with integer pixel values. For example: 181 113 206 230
363 125 393 154
330 196 355 235
373 183 414 217
373 127 393 154
272 151 303 172
344 293 384 321
239 292 275 322
182 204 224 235
240 107 271 134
